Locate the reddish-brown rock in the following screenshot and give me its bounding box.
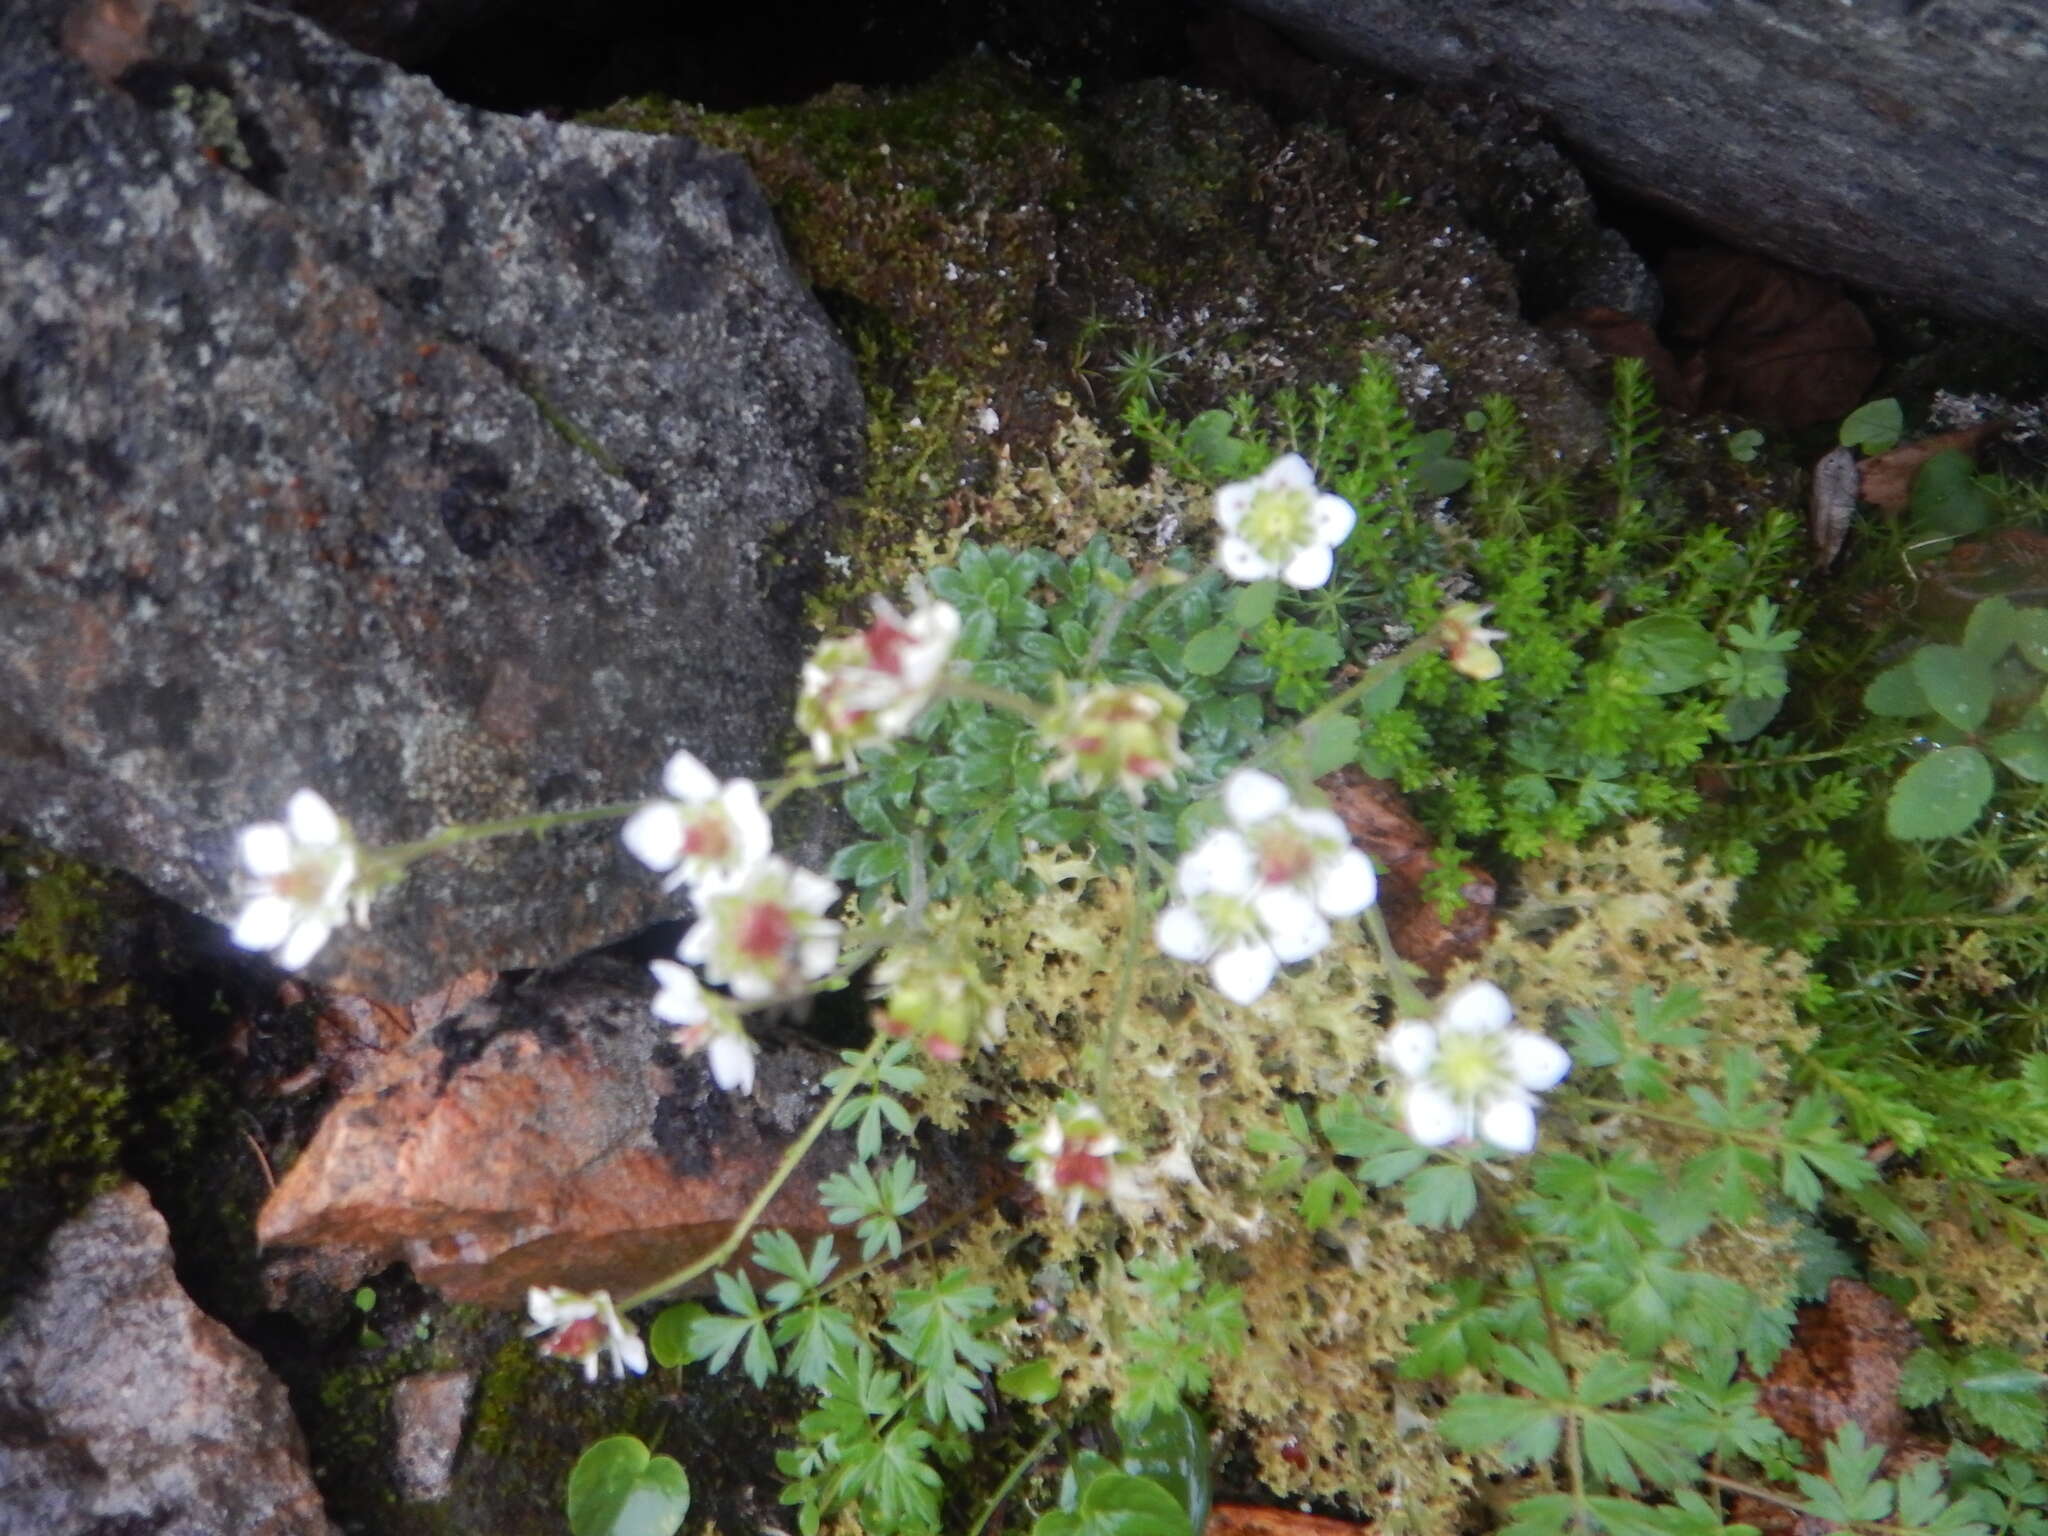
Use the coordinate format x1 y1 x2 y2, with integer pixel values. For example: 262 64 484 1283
257 956 865 1308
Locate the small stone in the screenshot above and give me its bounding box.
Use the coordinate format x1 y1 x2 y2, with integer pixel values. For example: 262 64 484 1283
392 1371 474 1503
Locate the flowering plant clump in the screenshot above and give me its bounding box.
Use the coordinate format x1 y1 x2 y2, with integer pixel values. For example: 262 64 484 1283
797 582 962 767
1213 451 1356 588
620 749 773 895
1217 769 1378 919
230 789 365 971
526 1287 648 1382
1153 827 1333 1005
1380 979 1571 1152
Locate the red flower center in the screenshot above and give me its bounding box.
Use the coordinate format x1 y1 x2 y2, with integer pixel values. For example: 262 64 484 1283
542 1317 606 1359
1255 828 1313 886
682 817 731 860
1052 1148 1111 1193
864 615 914 676
737 900 794 961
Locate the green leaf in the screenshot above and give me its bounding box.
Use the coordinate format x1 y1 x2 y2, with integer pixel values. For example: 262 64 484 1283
1992 728 2048 782
2015 608 2048 671
1075 1472 1194 1536
1231 580 1280 628
1911 644 1994 731
1613 615 1719 694
567 1436 691 1536
1721 692 1783 743
1888 746 1995 840
1911 449 1993 539
1182 624 1241 677
648 1303 707 1370
1117 1398 1212 1536
1840 398 1903 454
1865 659 1930 717
1401 1162 1479 1229
1439 1392 1562 1467
1965 596 2023 661
1302 714 1362 777
998 1358 1061 1404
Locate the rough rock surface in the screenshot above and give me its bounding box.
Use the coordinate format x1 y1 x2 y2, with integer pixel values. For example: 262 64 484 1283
1221 0 2048 343
257 955 873 1307
391 1370 473 1502
0 0 862 998
0 1183 335 1536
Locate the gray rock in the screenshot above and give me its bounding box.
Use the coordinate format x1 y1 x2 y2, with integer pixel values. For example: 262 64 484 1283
0 0 862 998
1223 0 2048 342
0 1183 336 1536
392 1369 473 1501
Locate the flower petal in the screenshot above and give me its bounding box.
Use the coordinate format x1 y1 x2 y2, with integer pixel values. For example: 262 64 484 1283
708 1033 757 1094
620 803 684 871
1402 1084 1465 1146
278 917 333 971
231 895 295 952
1313 850 1378 917
1506 1031 1571 1091
788 867 841 914
238 823 294 877
1311 493 1356 545
661 750 719 802
1382 1020 1438 1078
1263 453 1315 491
1478 1095 1539 1154
1279 542 1335 590
1182 830 1255 897
1214 482 1254 531
722 781 773 865
678 916 715 966
1252 884 1328 962
1440 980 1514 1035
1223 768 1291 826
1209 940 1277 1005
648 959 705 1024
1217 536 1275 582
1154 904 1212 961
286 789 342 847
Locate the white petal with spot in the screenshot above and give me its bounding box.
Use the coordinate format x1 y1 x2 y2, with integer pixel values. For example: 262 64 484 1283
1479 1097 1538 1153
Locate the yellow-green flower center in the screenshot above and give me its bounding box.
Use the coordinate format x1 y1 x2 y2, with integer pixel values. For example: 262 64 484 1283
1435 1031 1507 1100
1243 485 1314 561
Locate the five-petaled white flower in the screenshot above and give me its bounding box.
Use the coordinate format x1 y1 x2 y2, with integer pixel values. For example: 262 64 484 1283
1218 769 1378 919
1381 981 1570 1154
1154 829 1331 1005
680 856 842 1002
526 1286 648 1382
620 750 773 896
1214 453 1356 589
798 583 962 767
230 789 363 971
649 958 758 1094
1015 1099 1124 1224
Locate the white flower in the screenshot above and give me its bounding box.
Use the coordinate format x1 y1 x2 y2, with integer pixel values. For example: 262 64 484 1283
649 959 758 1094
1381 981 1571 1154
526 1287 648 1382
798 583 961 766
1040 680 1191 805
1220 769 1378 918
1154 829 1331 1004
620 750 772 895
679 856 842 1002
1214 453 1356 589
230 789 362 970
1015 1099 1124 1224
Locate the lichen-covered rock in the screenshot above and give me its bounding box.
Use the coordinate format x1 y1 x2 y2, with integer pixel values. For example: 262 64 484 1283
0 1183 336 1536
0 0 862 998
1222 0 2048 344
256 954 871 1307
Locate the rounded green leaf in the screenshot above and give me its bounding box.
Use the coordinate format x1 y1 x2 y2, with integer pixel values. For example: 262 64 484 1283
1612 615 1717 694
1910 644 1993 731
1886 746 1994 840
1964 596 2022 661
1182 624 1240 677
1230 579 1280 629
1721 691 1784 743
2015 608 2048 671
648 1303 707 1370
1117 1399 1212 1536
1863 660 1929 717
1839 397 1902 454
1992 728 2048 783
1078 1472 1193 1536
567 1437 689 1536
998 1357 1062 1404
1909 449 1992 539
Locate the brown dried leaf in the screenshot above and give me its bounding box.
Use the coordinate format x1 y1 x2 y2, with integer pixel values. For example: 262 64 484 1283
1810 446 1860 570
1916 527 2048 620
1661 247 1880 428
1316 766 1495 985
1547 307 1697 410
1860 422 2004 516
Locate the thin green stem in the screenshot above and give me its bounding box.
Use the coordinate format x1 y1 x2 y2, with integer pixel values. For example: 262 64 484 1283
1083 566 1161 675
374 800 643 869
620 1034 889 1310
1839 912 2048 928
1363 902 1433 1017
967 1420 1064 1536
1216 628 1442 792
1094 838 1150 1103
938 675 1050 724
1695 735 1921 771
